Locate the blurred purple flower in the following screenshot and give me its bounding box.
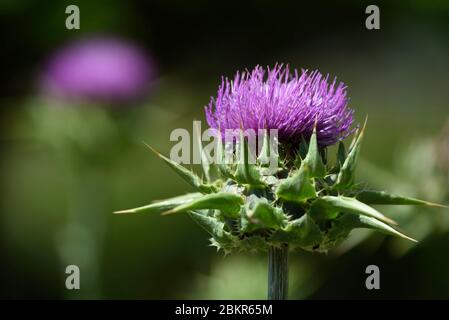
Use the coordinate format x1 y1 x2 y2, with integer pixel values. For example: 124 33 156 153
41 37 156 103
205 64 355 146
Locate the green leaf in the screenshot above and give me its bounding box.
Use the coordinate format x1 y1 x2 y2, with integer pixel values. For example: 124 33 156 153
163 192 244 218
303 126 325 178
335 119 367 189
234 131 265 187
114 193 203 214
194 121 220 182
189 211 237 249
242 196 286 232
275 164 317 203
310 195 397 225
145 143 217 194
356 190 449 208
350 214 417 242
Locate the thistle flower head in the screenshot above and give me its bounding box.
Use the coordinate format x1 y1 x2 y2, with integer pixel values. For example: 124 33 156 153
117 65 445 257
41 37 155 103
205 64 354 146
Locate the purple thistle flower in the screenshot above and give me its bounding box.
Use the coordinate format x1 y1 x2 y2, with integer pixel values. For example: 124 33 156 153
205 64 355 146
41 37 156 103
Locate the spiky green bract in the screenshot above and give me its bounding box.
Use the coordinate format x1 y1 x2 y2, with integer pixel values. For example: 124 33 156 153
334 119 366 189
144 144 218 194
234 130 265 187
114 193 202 214
241 195 287 232
117 123 448 253
194 121 220 183
355 190 448 208
163 192 243 217
310 196 397 225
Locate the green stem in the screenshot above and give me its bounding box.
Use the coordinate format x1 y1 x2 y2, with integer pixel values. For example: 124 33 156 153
267 244 289 300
